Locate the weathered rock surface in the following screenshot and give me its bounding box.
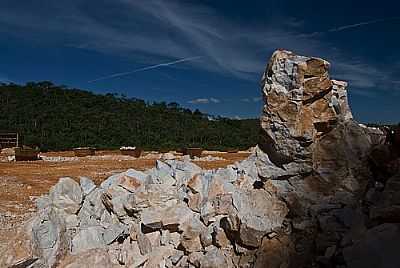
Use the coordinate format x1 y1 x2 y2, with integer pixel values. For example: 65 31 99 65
257 49 399 267
49 177 83 214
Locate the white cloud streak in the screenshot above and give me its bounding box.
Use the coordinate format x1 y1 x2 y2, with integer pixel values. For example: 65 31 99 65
241 97 262 103
188 98 220 104
88 56 203 83
328 17 400 32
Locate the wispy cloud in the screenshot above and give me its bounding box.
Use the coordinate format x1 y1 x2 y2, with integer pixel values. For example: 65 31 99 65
0 0 398 92
0 72 15 83
295 17 400 39
328 17 400 32
88 56 202 83
188 98 220 104
241 97 262 103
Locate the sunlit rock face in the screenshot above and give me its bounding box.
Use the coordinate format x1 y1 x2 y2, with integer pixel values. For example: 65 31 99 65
260 49 353 166
256 50 392 267
258 49 373 187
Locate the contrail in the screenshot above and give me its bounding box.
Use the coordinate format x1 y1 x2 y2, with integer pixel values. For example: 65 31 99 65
88 56 202 83
300 17 400 37
329 17 400 32
256 16 400 54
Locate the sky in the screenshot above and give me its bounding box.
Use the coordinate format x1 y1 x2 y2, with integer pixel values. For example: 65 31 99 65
0 0 399 123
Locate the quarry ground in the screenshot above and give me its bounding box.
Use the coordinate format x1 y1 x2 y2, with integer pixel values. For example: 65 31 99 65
0 150 250 229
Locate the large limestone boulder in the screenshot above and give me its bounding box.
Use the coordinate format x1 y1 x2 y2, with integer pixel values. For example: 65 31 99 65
49 177 83 214
259 50 370 180
258 49 380 191
257 49 387 266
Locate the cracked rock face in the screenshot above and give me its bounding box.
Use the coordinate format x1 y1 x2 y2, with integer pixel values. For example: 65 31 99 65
257 50 400 268
259 50 353 175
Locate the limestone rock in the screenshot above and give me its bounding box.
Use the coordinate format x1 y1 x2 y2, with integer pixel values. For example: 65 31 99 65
254 236 293 268
49 177 83 214
144 245 176 268
58 249 115 268
100 169 148 190
180 216 207 253
31 207 69 267
141 203 193 231
80 176 96 196
232 189 288 247
199 246 235 268
71 226 105 254
0 221 36 268
137 226 153 255
259 49 355 177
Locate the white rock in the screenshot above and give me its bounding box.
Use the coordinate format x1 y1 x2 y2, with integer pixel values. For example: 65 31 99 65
79 177 96 196
49 177 83 214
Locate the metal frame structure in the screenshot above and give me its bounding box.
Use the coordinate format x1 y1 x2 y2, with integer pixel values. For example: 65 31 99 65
0 132 19 148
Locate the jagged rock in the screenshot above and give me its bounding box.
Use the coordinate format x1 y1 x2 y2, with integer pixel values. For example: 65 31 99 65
168 250 184 266
145 231 161 248
58 249 115 268
121 240 147 267
161 230 181 248
232 189 288 247
80 176 96 196
144 245 176 268
36 195 51 211
49 177 83 214
103 185 136 220
137 225 152 255
0 221 36 268
370 172 400 222
199 246 235 268
254 236 293 268
258 49 370 180
32 207 69 267
103 223 126 245
71 226 105 254
65 214 79 228
100 169 148 190
343 223 400 268
78 188 106 227
313 120 373 187
212 224 231 249
141 203 193 231
180 216 207 253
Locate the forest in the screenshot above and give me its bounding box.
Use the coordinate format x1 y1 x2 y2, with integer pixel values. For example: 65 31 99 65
0 82 259 151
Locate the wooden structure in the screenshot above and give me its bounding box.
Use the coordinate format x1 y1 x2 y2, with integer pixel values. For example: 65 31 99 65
0 132 19 149
73 147 96 157
14 147 39 161
183 148 203 158
120 147 143 158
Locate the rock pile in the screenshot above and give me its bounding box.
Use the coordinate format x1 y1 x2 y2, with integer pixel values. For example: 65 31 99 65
1 155 290 268
2 50 400 268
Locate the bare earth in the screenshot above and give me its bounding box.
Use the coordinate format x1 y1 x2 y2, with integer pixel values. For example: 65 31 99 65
0 150 250 229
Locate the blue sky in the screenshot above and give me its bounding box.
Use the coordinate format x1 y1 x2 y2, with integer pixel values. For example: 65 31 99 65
0 0 399 123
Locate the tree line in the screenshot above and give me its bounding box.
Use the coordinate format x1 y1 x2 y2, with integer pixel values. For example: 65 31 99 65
0 82 260 151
